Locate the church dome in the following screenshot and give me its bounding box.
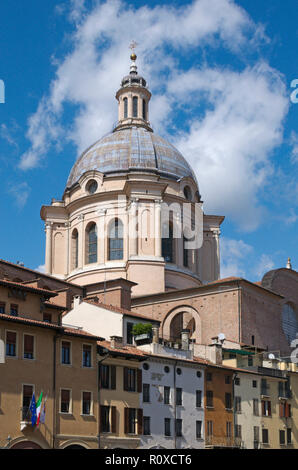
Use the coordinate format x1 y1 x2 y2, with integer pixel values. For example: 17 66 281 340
66 126 197 189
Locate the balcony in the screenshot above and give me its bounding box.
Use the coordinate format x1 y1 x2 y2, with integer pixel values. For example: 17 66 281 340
205 436 242 448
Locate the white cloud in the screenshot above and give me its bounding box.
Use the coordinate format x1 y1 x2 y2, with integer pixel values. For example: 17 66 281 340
19 0 288 231
290 132 298 164
35 264 46 273
8 182 31 209
220 237 253 278
0 123 18 148
254 254 275 279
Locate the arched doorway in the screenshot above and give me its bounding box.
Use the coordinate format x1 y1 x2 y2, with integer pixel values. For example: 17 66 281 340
10 440 43 449
163 305 201 344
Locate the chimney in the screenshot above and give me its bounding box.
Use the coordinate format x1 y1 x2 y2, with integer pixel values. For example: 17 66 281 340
73 295 83 308
209 337 223 365
181 329 190 350
110 336 123 349
152 325 159 344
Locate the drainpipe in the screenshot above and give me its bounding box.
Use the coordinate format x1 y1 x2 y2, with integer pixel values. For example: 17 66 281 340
97 349 111 449
53 332 63 449
173 359 178 449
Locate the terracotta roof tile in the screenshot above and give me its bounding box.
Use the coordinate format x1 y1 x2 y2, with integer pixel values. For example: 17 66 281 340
98 340 148 357
0 278 57 296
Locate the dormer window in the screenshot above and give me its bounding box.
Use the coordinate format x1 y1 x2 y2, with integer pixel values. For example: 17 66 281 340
133 96 138 118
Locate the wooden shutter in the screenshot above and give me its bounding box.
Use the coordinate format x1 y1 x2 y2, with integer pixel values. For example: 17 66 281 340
111 406 116 433
137 369 142 393
268 401 271 416
285 402 290 418
123 367 128 391
24 335 34 353
124 408 129 434
279 402 284 417
111 366 116 390
6 331 16 343
137 408 143 435
261 401 265 416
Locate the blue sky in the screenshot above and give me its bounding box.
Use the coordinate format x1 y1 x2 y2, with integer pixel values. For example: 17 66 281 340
0 0 297 280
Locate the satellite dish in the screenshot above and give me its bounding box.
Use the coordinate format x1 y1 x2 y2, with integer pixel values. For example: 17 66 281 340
218 333 226 342
268 353 275 360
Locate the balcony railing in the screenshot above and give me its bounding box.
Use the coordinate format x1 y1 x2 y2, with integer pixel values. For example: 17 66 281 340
205 436 242 448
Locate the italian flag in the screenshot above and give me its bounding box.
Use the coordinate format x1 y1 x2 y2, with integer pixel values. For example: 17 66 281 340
36 392 43 426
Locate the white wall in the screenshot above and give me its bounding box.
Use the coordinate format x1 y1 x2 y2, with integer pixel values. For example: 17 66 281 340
235 373 261 449
140 357 205 449
62 301 123 340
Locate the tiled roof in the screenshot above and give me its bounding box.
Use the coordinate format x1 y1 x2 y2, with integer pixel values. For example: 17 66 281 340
97 340 148 357
84 299 160 323
0 278 57 296
0 313 101 340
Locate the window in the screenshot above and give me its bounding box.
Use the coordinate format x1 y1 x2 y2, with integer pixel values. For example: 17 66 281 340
176 388 182 406
43 313 52 323
262 429 269 444
176 419 182 437
165 418 171 436
196 390 202 408
164 366 170 373
287 428 292 445
23 334 34 359
226 421 232 438
72 229 79 269
261 400 271 417
10 304 18 316
100 364 116 389
206 372 212 382
0 302 5 313
207 420 213 437
108 218 123 260
133 96 138 118
252 380 257 388
183 237 189 268
235 377 240 386
253 399 259 416
123 367 139 392
261 378 269 396
280 401 291 418
235 396 241 413
162 223 174 263
280 430 285 445
164 386 170 405
22 384 33 421
86 223 97 264
126 322 134 345
82 392 92 415
101 405 110 432
251 335 255 345
248 355 253 366
143 416 151 435
235 424 242 439
124 97 128 118
183 186 192 201
61 341 71 365
225 375 231 384
142 99 146 120
282 303 298 344
6 331 16 357
60 389 71 413
206 390 213 408
176 367 182 375
225 392 232 410
196 371 201 378
82 344 92 367
128 408 136 434
143 384 150 403
196 421 202 439
87 180 98 194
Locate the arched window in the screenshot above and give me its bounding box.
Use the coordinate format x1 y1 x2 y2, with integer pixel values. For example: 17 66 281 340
72 229 79 269
162 223 174 263
282 303 298 344
108 218 123 260
142 99 146 120
184 186 192 201
183 236 189 268
133 96 138 118
124 97 128 118
86 223 97 264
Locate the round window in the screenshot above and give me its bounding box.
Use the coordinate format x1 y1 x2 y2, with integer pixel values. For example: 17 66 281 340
143 363 149 370
164 366 170 373
87 180 98 194
176 368 182 375
196 371 201 378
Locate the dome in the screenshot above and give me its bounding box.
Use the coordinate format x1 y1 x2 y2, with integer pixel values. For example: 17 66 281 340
66 127 198 189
